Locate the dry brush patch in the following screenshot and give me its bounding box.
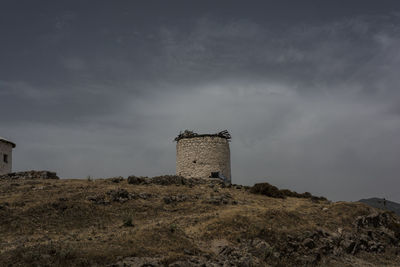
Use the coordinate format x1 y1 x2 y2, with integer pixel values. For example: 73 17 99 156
0 177 399 266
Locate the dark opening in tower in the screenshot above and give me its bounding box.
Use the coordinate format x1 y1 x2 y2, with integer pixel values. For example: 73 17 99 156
210 172 220 178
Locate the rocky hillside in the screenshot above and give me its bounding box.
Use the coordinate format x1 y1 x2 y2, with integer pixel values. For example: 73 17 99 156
1 173 400 266
359 198 400 216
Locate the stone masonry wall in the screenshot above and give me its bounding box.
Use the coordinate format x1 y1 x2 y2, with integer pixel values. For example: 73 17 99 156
0 141 13 175
176 136 231 182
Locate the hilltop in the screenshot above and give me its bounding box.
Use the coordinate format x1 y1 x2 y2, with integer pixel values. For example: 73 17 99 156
0 173 399 266
359 198 400 216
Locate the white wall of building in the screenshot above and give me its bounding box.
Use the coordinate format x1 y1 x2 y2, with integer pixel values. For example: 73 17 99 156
0 141 13 175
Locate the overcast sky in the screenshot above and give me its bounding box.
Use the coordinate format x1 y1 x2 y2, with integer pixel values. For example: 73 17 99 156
1 1 400 202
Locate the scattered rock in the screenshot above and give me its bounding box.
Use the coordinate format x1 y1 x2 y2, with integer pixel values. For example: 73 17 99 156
0 170 59 180
205 193 234 205
87 195 110 205
248 238 273 258
278 212 400 260
127 174 226 187
151 175 188 186
108 257 162 267
109 177 124 183
107 189 130 202
163 195 187 204
137 193 152 200
107 189 142 203
101 189 153 203
354 212 390 229
303 238 316 249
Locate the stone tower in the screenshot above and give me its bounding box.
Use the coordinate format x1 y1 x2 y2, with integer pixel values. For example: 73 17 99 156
175 130 231 183
0 137 16 175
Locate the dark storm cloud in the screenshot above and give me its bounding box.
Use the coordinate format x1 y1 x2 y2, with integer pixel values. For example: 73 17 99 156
1 1 400 202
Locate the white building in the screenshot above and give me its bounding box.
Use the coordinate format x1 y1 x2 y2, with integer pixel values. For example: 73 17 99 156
0 137 16 175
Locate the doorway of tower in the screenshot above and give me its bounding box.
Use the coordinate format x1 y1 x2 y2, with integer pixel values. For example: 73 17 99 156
210 172 220 178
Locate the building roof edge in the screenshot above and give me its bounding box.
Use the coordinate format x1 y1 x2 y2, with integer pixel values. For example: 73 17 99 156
0 137 16 148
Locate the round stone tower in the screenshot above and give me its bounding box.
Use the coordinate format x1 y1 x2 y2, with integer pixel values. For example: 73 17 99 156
175 130 231 183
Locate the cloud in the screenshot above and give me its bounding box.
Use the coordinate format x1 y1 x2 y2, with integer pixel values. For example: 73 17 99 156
1 12 400 202
0 80 44 99
55 12 76 30
62 57 87 71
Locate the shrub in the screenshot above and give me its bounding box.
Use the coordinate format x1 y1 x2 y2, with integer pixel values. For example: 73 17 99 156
127 175 148 184
123 216 134 227
169 224 177 233
250 183 285 198
250 182 327 201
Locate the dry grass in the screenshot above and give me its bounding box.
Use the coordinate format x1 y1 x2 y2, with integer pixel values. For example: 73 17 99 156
0 178 398 266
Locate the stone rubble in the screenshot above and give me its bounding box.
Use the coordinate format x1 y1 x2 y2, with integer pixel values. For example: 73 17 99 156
205 193 237 205
87 189 154 205
0 170 59 180
127 175 224 187
163 195 187 204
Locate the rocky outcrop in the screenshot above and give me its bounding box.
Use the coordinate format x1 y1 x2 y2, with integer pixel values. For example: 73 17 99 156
108 211 400 267
258 211 400 265
109 239 267 267
163 194 187 204
0 170 59 180
87 189 153 205
127 175 226 187
204 192 237 205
